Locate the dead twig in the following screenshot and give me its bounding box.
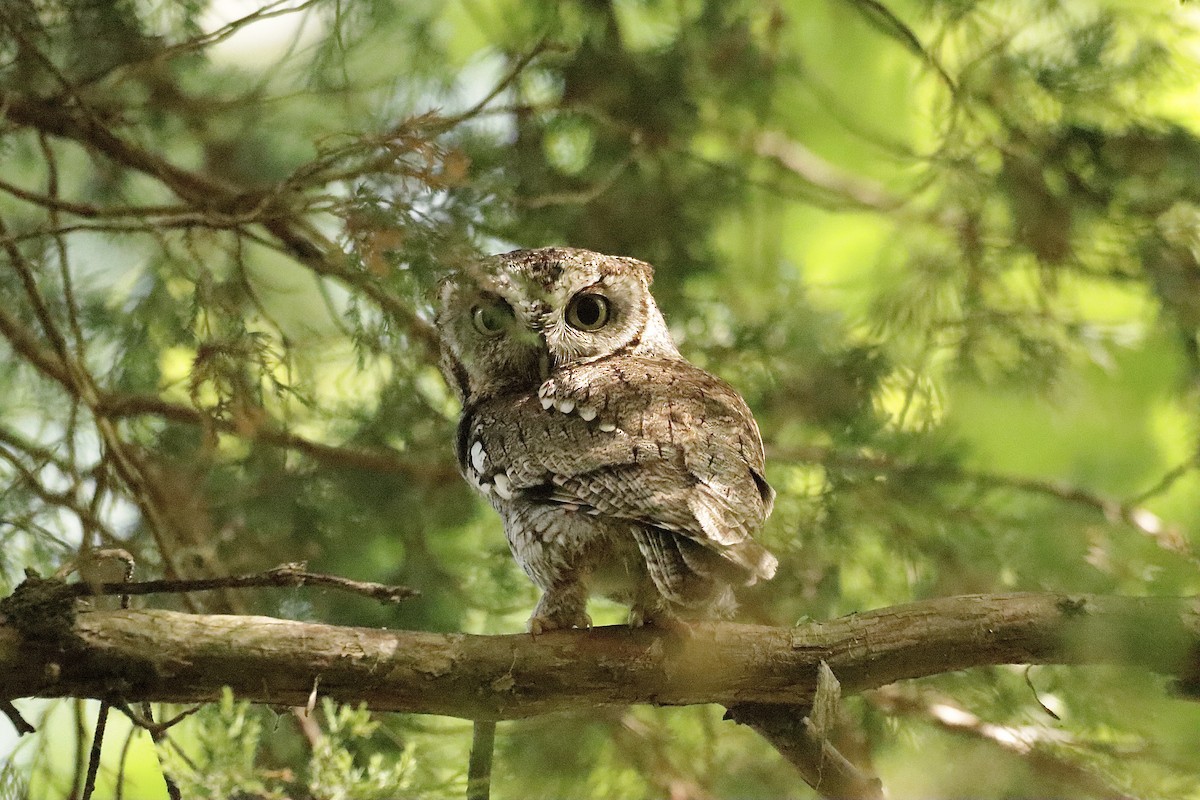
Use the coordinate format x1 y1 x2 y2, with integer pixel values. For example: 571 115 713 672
0 700 34 735
63 563 419 604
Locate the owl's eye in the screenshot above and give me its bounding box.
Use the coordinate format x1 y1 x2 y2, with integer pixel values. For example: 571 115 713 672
471 299 514 336
565 292 610 331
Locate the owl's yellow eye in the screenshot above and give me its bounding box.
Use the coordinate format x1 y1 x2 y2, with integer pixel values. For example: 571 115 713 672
566 292 610 331
471 299 514 336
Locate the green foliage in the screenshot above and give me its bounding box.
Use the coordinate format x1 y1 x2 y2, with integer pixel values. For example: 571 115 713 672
159 691 286 800
0 760 26 800
159 691 433 800
306 701 420 800
1 0 1200 797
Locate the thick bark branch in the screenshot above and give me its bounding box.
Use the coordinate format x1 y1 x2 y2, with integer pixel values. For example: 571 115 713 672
2 592 1197 720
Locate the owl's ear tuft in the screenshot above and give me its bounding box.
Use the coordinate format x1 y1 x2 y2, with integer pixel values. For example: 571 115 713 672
618 256 655 286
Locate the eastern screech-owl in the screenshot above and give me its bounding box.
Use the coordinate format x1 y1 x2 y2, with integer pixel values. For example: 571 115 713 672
436 247 776 633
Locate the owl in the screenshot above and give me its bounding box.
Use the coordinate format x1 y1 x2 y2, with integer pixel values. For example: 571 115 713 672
436 247 776 633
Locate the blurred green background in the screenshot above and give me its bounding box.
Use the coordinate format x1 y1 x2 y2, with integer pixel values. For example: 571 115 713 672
2 0 1200 797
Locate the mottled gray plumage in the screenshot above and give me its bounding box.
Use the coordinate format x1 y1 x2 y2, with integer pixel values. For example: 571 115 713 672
436 247 776 632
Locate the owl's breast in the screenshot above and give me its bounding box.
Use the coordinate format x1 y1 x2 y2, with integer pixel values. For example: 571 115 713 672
500 497 648 597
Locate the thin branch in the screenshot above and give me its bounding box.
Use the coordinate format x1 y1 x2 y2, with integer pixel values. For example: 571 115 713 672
442 38 553 128
134 704 186 800
0 91 441 355
0 700 34 735
111 702 202 740
1126 455 1199 507
97 391 455 479
0 214 193 588
38 133 86 355
840 0 957 95
0 301 71 385
0 177 196 219
869 687 1136 800
781 445 1197 561
71 699 86 800
0 443 118 542
119 0 327 72
467 720 496 800
0 297 447 479
1 564 416 608
518 156 633 210
61 563 419 604
0 213 74 366
755 132 906 213
80 699 109 800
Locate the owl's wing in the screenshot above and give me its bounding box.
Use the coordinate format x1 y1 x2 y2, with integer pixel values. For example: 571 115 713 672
461 356 777 581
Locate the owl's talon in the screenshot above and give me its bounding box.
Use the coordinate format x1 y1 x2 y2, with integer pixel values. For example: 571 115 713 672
527 611 592 636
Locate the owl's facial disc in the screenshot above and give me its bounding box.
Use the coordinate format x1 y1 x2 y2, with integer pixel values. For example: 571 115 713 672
436 247 682 402
539 271 648 364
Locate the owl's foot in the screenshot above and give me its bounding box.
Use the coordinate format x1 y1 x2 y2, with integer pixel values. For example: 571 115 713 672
528 587 592 635
527 609 592 635
628 604 695 636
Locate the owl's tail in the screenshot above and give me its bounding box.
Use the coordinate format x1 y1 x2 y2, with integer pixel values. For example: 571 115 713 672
724 539 778 584
685 490 778 583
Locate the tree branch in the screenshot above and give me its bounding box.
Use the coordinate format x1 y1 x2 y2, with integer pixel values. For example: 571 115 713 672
0 298 449 477
869 686 1136 800
782 445 1197 561
2 592 1197 719
96 392 455 479
0 91 440 354
726 703 884 800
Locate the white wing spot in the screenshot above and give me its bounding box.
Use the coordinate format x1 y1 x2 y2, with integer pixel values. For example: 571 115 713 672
540 396 554 410
470 441 487 474
598 421 617 432
556 398 576 414
578 405 597 421
493 472 514 500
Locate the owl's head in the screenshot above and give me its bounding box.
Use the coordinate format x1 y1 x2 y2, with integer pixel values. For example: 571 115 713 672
436 247 681 402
